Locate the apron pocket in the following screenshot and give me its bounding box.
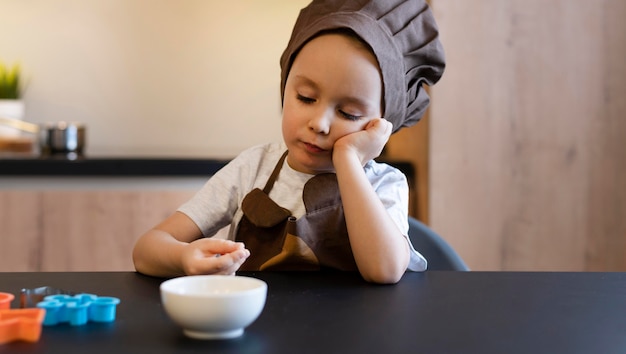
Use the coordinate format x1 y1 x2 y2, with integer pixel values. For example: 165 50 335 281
241 188 291 227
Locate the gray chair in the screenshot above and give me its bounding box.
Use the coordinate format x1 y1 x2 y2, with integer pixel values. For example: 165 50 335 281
408 217 469 271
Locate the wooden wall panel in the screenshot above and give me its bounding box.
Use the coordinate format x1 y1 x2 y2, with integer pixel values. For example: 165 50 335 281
584 1 626 271
386 115 430 222
39 191 194 271
0 191 41 271
429 1 626 270
0 189 194 271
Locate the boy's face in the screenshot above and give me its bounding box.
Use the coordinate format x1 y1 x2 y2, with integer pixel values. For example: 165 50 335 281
282 33 383 175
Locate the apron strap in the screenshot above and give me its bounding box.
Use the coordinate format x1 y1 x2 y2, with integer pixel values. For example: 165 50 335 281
262 150 289 194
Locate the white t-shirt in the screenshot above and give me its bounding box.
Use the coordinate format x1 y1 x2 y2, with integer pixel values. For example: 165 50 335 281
178 142 427 271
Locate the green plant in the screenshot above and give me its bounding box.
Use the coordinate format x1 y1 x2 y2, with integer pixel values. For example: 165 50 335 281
0 62 21 99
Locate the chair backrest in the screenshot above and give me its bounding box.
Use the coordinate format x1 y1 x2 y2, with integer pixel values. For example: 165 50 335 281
407 217 469 271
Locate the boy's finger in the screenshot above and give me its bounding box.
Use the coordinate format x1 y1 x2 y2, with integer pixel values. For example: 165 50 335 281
198 249 250 274
195 238 245 254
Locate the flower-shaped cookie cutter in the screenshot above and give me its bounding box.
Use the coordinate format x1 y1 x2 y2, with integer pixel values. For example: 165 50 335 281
37 294 120 326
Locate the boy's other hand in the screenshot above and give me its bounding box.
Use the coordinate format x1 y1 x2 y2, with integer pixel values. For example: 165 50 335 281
181 239 250 276
333 118 392 166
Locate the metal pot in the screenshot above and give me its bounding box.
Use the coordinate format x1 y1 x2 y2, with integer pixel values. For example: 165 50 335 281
0 116 86 156
39 121 86 155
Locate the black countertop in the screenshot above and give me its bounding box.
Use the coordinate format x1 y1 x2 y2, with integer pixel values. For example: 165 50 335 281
0 155 414 179
0 156 229 176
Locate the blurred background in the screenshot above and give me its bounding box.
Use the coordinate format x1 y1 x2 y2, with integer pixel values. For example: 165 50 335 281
1 0 624 271
0 0 309 157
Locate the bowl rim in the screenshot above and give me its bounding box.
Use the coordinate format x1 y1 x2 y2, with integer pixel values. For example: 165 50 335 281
160 275 267 298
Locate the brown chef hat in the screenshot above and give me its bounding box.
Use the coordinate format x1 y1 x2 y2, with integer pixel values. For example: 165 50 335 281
280 0 446 133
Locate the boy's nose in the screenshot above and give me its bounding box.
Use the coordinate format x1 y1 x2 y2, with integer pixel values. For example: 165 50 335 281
308 111 331 135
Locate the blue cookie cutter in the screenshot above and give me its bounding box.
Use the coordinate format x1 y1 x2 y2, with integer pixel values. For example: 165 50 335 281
36 294 120 326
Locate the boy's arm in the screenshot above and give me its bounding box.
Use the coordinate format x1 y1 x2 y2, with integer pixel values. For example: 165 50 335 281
132 211 249 277
133 151 257 278
332 119 410 284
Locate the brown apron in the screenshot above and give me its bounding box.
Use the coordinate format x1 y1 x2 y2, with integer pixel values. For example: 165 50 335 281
235 151 358 271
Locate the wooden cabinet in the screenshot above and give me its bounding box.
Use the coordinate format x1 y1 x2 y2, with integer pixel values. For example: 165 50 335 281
0 182 197 271
386 116 430 223
0 191 40 271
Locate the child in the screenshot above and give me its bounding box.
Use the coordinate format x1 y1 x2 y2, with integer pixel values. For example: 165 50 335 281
132 0 445 284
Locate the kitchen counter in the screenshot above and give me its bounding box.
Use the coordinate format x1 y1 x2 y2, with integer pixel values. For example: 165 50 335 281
0 155 230 176
0 155 414 179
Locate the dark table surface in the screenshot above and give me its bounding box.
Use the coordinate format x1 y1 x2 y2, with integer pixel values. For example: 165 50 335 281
1 271 625 354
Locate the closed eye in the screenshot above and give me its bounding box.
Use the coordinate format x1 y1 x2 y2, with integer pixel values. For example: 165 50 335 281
339 110 361 121
297 94 316 104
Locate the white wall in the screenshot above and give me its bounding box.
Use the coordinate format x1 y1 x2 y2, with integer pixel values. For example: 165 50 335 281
0 0 310 158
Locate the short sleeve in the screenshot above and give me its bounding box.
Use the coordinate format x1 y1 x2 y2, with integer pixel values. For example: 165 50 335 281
178 143 286 237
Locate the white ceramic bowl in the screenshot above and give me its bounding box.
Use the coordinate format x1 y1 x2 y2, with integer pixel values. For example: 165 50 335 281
160 275 267 340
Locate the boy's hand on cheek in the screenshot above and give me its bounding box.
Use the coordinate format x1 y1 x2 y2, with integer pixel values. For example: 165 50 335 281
333 118 392 166
181 239 250 276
